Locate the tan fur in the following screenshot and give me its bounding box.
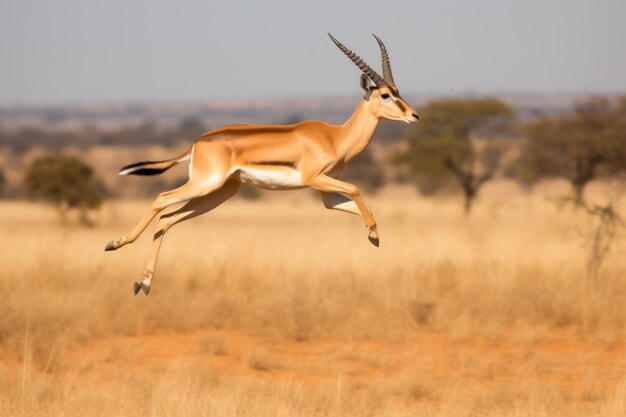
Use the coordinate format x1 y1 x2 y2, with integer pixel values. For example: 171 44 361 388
106 86 417 294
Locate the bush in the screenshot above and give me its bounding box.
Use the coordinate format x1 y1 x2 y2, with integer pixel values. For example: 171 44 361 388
24 155 105 224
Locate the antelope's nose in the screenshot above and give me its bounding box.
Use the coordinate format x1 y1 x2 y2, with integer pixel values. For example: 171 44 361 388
412 113 419 120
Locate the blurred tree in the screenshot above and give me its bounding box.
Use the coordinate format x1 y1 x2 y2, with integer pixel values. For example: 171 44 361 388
283 114 304 125
0 167 5 196
2 127 78 153
25 155 105 225
239 184 262 200
518 97 626 205
343 147 386 193
178 117 207 139
395 98 516 213
375 119 412 143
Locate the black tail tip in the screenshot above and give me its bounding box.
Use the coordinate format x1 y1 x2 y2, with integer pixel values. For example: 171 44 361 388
119 161 167 176
120 167 167 176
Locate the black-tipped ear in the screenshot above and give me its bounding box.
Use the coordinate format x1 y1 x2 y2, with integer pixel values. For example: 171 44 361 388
360 74 374 100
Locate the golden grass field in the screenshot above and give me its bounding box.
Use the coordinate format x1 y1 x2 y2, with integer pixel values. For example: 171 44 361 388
1 183 626 416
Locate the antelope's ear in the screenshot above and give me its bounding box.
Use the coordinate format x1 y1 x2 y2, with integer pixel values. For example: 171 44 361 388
360 74 375 100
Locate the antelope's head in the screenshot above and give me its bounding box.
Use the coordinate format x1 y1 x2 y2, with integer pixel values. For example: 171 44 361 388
329 33 419 124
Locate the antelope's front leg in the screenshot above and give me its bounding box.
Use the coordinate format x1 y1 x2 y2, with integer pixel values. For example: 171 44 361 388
309 174 380 247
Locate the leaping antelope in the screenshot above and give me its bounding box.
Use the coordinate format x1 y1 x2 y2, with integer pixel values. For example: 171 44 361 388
105 34 419 295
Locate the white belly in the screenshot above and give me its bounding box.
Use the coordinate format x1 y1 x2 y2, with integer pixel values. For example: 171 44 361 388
237 167 304 189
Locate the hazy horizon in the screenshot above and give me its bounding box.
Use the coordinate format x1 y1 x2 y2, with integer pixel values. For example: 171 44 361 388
2 0 626 106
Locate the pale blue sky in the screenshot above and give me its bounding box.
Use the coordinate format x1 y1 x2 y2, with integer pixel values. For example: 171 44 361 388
1 0 625 106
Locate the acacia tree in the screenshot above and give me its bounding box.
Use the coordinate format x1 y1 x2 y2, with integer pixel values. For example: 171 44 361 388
519 97 626 205
396 98 515 213
25 155 104 224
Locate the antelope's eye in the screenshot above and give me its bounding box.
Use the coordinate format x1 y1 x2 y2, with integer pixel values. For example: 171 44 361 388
381 93 390 99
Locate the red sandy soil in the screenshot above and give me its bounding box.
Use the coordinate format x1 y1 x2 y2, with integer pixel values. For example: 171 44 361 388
61 330 626 395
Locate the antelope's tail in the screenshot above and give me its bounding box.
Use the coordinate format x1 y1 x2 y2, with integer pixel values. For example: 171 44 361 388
118 146 193 176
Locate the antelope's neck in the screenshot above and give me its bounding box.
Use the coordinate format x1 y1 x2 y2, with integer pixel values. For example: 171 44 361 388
336 99 380 162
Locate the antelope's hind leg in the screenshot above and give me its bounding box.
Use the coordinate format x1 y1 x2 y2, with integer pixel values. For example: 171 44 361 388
105 143 234 252
134 179 241 295
104 180 210 252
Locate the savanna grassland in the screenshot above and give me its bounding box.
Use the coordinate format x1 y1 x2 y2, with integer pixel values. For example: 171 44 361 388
1 184 626 417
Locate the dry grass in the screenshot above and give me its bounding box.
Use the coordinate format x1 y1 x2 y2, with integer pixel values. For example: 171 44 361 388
1 183 626 416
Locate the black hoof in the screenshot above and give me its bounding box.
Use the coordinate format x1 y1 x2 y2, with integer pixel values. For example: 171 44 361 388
368 235 380 247
133 281 142 295
105 241 117 252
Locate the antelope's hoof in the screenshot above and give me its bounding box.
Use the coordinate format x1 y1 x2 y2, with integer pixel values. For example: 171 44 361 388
105 241 118 251
140 280 151 295
133 277 151 296
367 228 380 247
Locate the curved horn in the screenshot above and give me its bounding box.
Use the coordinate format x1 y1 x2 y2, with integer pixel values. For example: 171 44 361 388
372 34 395 86
328 33 385 87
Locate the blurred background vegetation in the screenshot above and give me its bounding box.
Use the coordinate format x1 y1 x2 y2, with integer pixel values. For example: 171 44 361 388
1 94 624 222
